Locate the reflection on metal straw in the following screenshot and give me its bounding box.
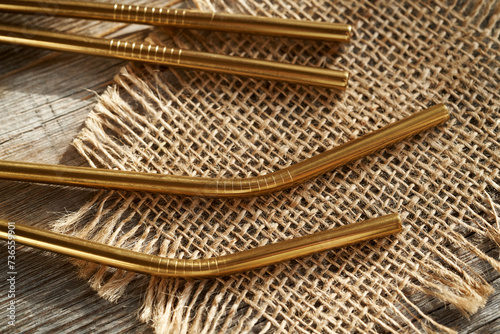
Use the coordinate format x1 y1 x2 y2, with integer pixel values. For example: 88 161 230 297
0 214 402 278
0 104 450 197
0 24 349 89
0 0 352 43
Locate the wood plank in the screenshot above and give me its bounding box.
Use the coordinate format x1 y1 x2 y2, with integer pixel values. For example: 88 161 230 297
410 243 500 332
0 5 498 334
0 13 154 332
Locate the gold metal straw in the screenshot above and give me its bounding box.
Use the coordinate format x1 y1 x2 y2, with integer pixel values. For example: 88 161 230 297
0 103 449 197
0 213 402 278
0 0 352 43
0 24 349 89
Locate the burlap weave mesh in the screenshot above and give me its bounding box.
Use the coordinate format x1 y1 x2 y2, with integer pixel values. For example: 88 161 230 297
53 0 499 332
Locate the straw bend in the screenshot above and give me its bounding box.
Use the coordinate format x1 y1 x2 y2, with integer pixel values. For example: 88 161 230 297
0 213 402 278
0 0 352 43
0 104 450 197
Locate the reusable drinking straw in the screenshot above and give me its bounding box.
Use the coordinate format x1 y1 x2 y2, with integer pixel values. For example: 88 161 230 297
0 214 402 278
0 104 450 197
0 0 352 42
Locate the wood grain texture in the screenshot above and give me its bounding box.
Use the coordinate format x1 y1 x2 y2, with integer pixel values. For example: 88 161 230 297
0 7 498 334
0 10 154 334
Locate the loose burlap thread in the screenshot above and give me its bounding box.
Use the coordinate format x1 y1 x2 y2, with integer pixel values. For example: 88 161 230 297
53 0 499 332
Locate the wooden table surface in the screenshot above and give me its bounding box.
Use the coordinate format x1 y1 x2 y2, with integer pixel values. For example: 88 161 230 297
0 10 498 334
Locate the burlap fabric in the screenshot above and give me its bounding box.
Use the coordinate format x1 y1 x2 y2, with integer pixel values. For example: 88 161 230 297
53 0 499 332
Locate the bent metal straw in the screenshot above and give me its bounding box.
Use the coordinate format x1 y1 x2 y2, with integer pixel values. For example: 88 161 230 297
0 103 449 197
0 213 402 278
0 0 352 43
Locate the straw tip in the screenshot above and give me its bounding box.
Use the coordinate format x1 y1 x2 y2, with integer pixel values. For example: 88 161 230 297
385 213 403 233
433 102 449 111
393 213 403 230
336 71 350 90
426 103 451 123
346 25 353 40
